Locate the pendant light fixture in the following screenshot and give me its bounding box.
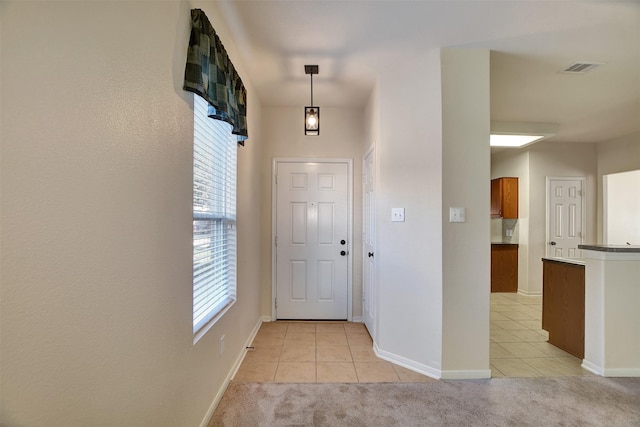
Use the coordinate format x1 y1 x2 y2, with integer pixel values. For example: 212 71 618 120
304 65 319 136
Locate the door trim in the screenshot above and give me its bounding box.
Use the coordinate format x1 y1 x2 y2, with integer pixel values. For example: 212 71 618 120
362 145 376 339
545 176 586 257
271 158 353 321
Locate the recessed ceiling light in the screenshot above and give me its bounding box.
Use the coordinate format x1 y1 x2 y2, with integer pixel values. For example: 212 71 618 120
490 121 558 148
490 134 545 147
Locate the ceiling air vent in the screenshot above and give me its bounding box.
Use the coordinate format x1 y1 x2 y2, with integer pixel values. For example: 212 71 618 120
559 62 603 74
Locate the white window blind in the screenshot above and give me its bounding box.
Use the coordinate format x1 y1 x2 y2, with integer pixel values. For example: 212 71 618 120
193 95 237 336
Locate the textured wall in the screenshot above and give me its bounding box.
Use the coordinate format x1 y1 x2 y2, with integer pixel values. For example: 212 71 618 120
0 1 263 426
374 50 444 374
259 106 365 319
441 48 491 377
596 132 640 242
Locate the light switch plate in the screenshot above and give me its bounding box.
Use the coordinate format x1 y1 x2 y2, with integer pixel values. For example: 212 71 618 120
449 207 466 223
392 208 405 222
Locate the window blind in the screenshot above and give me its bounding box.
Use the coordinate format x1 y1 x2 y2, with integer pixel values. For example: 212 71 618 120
193 95 237 335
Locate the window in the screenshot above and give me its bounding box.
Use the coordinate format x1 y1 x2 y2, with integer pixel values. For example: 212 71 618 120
193 95 237 339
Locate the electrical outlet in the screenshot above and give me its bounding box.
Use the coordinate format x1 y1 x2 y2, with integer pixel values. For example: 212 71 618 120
391 208 405 222
449 207 466 223
220 335 225 356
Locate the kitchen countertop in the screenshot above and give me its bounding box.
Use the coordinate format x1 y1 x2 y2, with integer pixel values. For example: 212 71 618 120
542 257 585 266
578 244 640 253
491 242 519 246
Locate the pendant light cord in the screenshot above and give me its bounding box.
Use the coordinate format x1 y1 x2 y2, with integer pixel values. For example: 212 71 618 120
310 73 314 107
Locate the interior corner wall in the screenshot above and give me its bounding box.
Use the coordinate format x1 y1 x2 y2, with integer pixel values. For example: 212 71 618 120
1 2 263 426
259 106 365 320
375 50 443 373
441 49 491 377
491 150 531 294
596 132 640 242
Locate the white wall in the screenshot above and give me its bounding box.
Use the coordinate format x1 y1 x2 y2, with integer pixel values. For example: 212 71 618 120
596 132 640 242
374 50 444 375
441 49 491 377
528 143 597 293
259 107 365 319
0 2 263 426
604 170 640 244
492 142 597 295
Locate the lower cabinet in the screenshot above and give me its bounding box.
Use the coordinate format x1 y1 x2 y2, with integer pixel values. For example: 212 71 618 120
542 259 585 359
491 244 518 292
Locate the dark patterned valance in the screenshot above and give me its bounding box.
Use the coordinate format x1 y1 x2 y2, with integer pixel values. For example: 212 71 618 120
184 9 248 145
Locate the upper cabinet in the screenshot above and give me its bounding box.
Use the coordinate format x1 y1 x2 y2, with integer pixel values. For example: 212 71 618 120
491 177 518 219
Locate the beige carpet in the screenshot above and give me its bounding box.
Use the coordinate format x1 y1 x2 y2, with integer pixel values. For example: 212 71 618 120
210 377 640 426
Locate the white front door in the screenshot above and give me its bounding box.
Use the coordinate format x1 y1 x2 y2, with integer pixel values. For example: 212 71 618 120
275 161 350 319
547 177 585 258
362 149 376 338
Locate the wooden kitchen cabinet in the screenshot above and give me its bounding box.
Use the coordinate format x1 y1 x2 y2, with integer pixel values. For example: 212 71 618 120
491 244 518 292
542 259 585 359
491 177 518 219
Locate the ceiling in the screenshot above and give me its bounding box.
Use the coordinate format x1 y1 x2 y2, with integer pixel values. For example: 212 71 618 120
218 0 640 144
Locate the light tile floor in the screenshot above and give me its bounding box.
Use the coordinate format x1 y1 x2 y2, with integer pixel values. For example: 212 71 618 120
234 321 436 383
490 292 593 378
234 293 592 383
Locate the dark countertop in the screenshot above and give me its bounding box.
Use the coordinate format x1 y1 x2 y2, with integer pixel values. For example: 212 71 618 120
491 242 519 246
578 244 640 253
542 257 585 266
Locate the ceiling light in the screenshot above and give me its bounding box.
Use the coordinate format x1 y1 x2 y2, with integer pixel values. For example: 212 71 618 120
490 134 545 147
490 121 558 148
304 65 319 136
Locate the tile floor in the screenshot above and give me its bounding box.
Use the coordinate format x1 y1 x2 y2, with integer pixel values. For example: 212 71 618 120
490 292 593 378
233 292 592 383
233 321 435 383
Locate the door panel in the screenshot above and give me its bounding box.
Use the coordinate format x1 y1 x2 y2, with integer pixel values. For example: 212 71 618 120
290 261 307 300
548 178 584 258
275 162 349 319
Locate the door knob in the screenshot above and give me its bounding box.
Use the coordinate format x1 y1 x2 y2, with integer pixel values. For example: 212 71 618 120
368 252 374 258
340 240 346 245
550 241 557 246
340 250 347 256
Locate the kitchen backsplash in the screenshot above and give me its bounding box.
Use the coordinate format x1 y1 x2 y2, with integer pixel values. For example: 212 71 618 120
491 218 519 243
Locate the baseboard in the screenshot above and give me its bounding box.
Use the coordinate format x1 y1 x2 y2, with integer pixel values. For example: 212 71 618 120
440 369 492 379
261 315 272 323
582 360 640 377
581 360 603 376
603 368 640 377
351 316 362 323
373 342 441 380
517 289 542 297
199 317 263 427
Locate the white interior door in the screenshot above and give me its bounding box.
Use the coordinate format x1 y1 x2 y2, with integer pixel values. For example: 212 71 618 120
275 161 350 319
362 149 376 338
547 177 585 258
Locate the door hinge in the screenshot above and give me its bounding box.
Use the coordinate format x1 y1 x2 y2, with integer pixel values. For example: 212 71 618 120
275 298 278 309
275 236 278 247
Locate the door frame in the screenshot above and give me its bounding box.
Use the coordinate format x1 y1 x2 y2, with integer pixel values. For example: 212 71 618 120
545 176 586 257
361 145 376 339
271 157 353 321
